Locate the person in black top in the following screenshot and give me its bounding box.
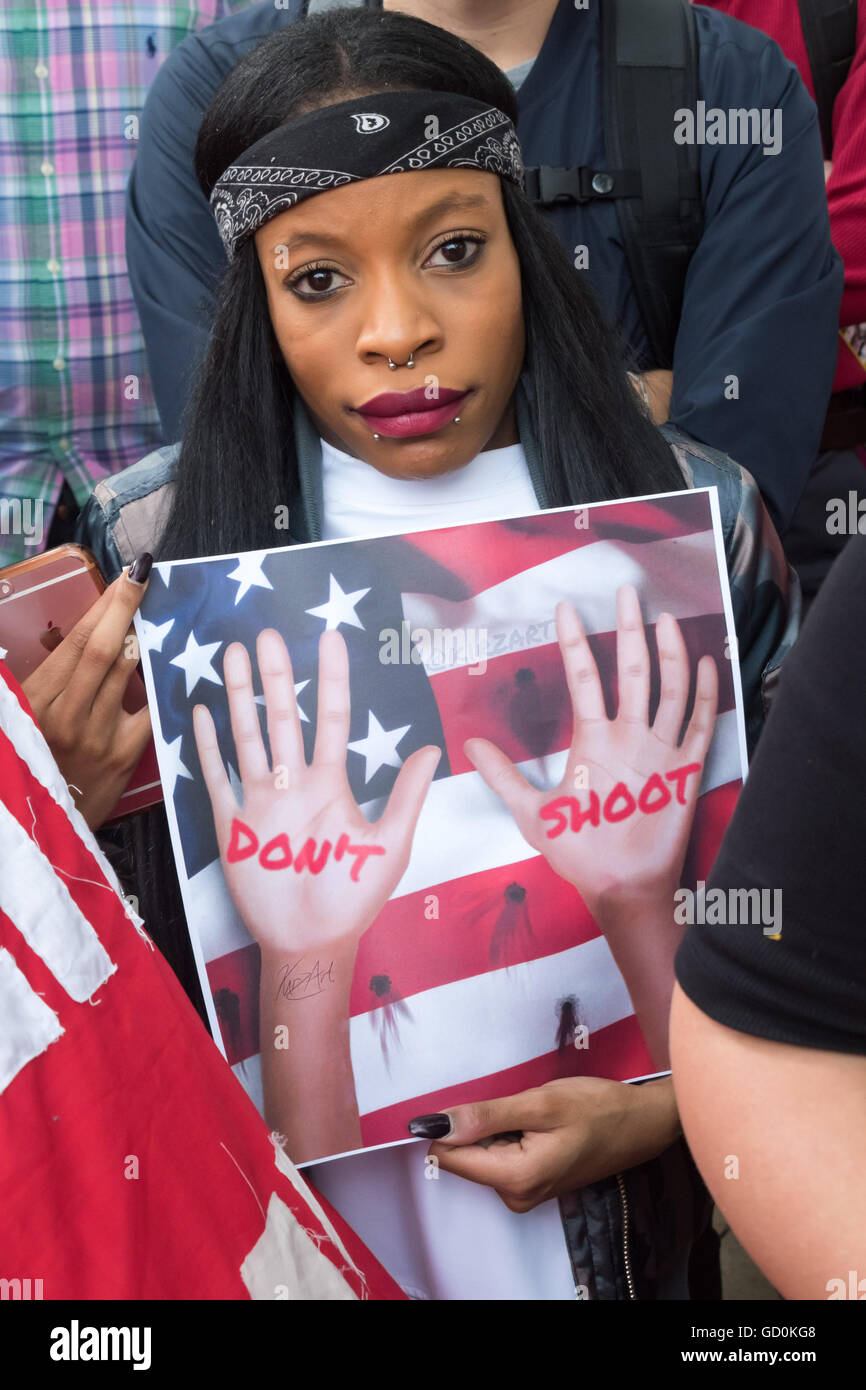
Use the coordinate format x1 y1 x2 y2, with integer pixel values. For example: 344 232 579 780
672 534 866 1300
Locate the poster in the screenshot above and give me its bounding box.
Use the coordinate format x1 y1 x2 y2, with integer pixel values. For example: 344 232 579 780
135 487 747 1169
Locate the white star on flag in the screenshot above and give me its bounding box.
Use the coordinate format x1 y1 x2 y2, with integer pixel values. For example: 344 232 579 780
155 561 176 588
348 711 411 783
170 631 223 697
254 679 310 722
161 734 193 802
306 574 370 631
138 617 175 654
226 552 274 605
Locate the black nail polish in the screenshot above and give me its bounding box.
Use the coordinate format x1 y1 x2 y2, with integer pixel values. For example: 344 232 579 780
408 1112 452 1139
128 553 153 585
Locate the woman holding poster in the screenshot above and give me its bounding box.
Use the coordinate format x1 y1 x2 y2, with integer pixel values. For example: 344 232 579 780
27 8 797 1298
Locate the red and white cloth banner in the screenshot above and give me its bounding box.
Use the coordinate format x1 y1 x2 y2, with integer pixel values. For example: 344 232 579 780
0 665 403 1300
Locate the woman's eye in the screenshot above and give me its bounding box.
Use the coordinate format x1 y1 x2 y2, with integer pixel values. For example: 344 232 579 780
288 266 350 298
426 235 484 268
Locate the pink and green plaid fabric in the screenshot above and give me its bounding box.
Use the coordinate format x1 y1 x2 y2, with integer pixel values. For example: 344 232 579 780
0 1 253 567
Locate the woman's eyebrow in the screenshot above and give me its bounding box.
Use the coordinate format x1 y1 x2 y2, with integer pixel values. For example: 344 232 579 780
268 230 349 257
413 192 492 227
267 191 493 259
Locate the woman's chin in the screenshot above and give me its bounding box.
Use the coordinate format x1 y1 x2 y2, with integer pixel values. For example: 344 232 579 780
361 435 483 480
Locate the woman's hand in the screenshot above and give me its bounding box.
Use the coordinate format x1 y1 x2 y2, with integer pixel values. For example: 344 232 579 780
22 557 153 830
417 1076 681 1211
193 626 440 955
465 586 718 924
196 627 440 1165
465 586 717 1065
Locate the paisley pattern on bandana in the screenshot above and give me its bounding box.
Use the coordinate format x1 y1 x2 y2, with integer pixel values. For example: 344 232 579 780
212 173 360 256
380 110 523 182
209 90 526 260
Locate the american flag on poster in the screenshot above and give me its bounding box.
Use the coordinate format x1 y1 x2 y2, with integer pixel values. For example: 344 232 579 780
136 488 748 1163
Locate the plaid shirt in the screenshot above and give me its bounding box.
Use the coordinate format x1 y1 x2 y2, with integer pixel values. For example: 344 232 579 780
0 1 253 568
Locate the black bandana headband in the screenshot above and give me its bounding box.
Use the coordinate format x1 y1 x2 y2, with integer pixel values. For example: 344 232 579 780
210 89 525 260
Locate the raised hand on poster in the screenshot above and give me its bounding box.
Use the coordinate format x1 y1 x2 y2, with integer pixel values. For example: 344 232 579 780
193 628 440 955
465 585 718 924
465 584 718 1067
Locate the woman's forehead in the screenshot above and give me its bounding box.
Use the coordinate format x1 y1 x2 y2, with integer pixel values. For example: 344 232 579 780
256 169 504 257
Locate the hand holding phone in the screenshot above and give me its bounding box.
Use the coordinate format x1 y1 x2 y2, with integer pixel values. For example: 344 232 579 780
20 556 154 830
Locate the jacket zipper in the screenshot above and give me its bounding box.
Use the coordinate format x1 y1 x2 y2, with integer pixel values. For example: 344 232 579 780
616 1173 637 1300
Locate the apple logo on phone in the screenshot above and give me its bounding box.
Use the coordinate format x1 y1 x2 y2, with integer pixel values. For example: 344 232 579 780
39 620 63 652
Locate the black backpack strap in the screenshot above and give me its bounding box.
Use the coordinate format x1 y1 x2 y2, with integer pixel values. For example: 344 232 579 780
525 1 702 368
601 0 703 370
797 0 857 156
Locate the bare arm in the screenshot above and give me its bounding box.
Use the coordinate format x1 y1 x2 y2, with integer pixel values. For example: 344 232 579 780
259 940 362 1165
670 982 866 1299
599 893 691 1071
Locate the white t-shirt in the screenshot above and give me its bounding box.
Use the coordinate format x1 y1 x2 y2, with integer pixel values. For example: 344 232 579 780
310 437 577 1300
320 435 541 541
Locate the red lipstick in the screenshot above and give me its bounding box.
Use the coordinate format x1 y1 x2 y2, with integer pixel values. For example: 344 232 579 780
355 386 469 439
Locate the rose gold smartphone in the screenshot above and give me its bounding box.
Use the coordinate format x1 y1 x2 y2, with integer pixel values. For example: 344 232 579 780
0 545 162 819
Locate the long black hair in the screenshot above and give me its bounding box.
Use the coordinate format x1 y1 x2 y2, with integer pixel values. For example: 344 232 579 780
130 7 688 1015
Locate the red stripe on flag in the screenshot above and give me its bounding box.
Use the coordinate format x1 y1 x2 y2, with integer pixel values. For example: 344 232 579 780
207 943 263 1063
359 1014 655 1145
431 614 734 776
404 494 713 593
682 780 741 884
352 858 594 1016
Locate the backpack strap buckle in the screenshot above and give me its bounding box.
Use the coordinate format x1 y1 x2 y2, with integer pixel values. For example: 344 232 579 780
524 164 640 206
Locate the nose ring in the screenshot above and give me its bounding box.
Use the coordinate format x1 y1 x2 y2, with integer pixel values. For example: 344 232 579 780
388 352 415 370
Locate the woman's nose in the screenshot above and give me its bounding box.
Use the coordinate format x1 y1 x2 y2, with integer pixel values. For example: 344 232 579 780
355 277 441 369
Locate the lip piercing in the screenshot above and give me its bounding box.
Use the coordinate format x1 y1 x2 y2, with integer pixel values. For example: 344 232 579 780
388 352 415 370
373 415 460 440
